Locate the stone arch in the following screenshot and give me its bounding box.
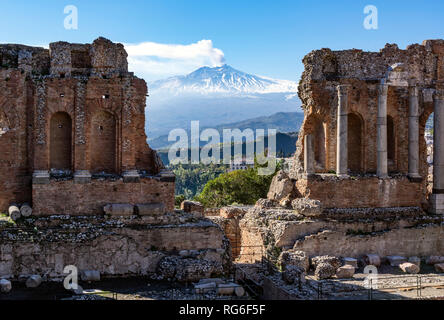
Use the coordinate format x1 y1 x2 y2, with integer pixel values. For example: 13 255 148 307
348 112 364 173
387 115 396 171
91 110 117 173
50 112 72 170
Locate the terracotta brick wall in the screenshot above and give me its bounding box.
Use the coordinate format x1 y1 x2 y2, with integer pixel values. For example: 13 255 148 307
32 178 175 216
296 175 425 209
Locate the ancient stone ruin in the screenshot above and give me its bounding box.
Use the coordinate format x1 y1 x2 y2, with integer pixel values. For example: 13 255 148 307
246 40 444 258
0 38 230 283
206 40 444 299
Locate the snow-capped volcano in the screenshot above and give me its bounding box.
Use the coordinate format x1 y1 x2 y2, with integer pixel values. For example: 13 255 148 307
146 65 302 139
149 64 299 96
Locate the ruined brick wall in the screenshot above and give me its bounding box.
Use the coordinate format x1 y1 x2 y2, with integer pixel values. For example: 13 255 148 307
294 40 444 178
0 69 33 212
0 38 169 214
296 175 424 209
32 177 175 216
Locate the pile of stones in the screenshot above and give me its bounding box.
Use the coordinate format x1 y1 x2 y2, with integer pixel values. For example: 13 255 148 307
193 278 246 297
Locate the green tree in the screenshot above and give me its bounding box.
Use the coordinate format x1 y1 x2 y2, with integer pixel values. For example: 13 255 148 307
196 159 281 208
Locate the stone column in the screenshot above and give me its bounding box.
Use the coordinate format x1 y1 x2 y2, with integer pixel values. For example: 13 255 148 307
336 85 350 176
408 80 421 181
377 83 389 179
304 134 314 175
431 89 444 214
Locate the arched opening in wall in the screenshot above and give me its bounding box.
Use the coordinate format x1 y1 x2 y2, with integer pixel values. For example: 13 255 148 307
91 111 116 173
50 112 72 170
387 115 396 170
313 119 326 171
347 113 363 173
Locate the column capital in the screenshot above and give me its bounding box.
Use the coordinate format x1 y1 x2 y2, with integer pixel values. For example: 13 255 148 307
434 89 444 101
378 82 389 95
337 84 351 96
408 79 419 96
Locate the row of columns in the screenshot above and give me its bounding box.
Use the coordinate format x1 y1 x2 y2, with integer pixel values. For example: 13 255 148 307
431 89 444 214
303 82 441 181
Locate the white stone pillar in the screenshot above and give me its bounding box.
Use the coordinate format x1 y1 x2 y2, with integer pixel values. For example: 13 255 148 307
304 134 314 175
408 80 421 181
431 89 444 214
377 83 389 179
337 85 350 176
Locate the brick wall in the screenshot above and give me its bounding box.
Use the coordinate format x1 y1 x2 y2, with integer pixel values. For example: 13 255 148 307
296 175 425 209
32 177 175 216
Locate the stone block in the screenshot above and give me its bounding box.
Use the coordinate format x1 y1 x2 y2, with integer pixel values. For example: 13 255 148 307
426 256 444 265
181 201 204 216
0 279 12 293
81 270 101 282
408 256 421 267
429 194 444 214
386 256 407 267
220 206 247 219
136 203 166 216
364 254 381 267
282 265 306 284
291 198 323 217
195 282 216 294
342 257 358 268
315 263 336 280
399 263 420 274
74 171 91 184
104 204 134 216
26 275 42 288
311 256 341 270
32 171 50 185
279 250 310 272
217 283 236 295
159 170 176 183
123 170 140 183
336 265 355 279
434 263 444 273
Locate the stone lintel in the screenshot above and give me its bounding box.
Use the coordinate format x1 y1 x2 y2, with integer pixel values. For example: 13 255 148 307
407 174 423 183
32 170 50 185
158 170 176 183
74 170 92 184
122 170 141 183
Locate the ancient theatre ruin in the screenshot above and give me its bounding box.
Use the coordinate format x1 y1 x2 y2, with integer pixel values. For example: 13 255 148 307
0 38 230 281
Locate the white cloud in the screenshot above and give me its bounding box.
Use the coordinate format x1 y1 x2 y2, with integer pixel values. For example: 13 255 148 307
124 40 225 81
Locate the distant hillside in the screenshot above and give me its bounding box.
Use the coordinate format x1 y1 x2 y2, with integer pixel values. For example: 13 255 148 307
146 64 301 138
158 131 298 166
149 112 303 150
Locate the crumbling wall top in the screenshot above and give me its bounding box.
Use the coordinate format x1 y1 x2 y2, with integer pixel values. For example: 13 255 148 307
0 37 129 78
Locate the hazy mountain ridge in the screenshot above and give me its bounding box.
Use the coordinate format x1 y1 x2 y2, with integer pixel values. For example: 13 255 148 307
149 112 304 150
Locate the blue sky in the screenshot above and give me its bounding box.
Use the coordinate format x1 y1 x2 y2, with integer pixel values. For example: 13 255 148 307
1 0 444 82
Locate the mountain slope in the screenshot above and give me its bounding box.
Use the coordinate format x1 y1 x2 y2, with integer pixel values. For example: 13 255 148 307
148 112 304 150
147 65 301 138
150 64 299 96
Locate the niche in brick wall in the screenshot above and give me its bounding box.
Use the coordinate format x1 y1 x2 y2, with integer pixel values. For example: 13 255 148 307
91 110 116 173
348 112 363 173
50 112 72 170
387 115 397 171
313 118 326 171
